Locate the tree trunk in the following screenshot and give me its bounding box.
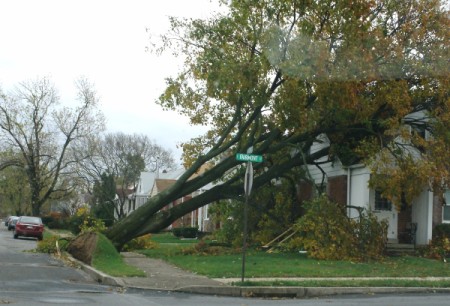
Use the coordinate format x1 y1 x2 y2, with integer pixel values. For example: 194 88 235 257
105 147 329 250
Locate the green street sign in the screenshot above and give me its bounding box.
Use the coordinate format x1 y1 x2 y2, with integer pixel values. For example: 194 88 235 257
236 153 263 163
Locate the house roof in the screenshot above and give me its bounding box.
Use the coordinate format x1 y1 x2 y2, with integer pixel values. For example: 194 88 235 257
135 168 185 197
154 179 177 193
135 164 217 198
187 162 214 180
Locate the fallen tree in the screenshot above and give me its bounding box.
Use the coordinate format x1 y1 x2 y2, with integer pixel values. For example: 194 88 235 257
105 0 449 250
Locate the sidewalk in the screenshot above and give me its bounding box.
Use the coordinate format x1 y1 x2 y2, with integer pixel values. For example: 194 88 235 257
71 252 450 298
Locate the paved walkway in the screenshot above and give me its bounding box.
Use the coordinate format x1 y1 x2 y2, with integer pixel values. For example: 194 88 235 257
119 252 227 290
72 252 450 298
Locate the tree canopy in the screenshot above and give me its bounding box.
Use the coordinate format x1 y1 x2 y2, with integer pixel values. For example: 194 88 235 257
103 0 449 249
0 77 105 215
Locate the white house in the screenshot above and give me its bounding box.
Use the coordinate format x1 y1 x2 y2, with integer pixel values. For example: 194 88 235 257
303 133 448 246
125 167 215 231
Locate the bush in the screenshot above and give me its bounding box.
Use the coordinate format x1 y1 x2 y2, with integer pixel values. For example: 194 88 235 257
354 211 388 260
67 214 85 235
211 217 243 247
172 227 198 238
422 236 450 262
36 236 70 254
42 213 68 230
433 224 450 239
66 207 106 234
122 234 158 251
423 224 450 261
79 216 106 233
289 195 387 261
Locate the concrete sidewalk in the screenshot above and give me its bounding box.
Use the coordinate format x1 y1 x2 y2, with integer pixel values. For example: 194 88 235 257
70 252 450 298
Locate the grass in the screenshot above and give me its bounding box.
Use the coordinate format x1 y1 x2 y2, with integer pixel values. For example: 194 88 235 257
138 233 450 281
150 232 202 244
43 228 73 239
91 233 145 277
42 229 145 277
40 231 450 286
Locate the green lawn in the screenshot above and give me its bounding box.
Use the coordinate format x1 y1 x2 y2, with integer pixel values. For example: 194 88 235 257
43 229 145 277
91 233 145 277
139 234 450 279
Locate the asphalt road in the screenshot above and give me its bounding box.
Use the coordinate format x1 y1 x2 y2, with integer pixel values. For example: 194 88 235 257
1 221 450 306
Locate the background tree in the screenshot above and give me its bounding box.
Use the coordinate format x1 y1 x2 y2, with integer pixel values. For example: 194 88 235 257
0 163 30 216
102 0 448 250
0 77 105 216
91 173 116 226
74 132 176 219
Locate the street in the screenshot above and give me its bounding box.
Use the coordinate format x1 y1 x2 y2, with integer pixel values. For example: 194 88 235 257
1 221 450 305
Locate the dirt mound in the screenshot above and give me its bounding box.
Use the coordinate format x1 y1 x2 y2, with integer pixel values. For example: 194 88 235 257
67 231 98 265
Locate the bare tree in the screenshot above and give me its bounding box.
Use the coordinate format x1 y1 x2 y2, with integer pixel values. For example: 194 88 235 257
74 132 176 219
0 77 105 215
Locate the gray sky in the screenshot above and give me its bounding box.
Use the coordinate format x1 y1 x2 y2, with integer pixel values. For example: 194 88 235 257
0 0 221 164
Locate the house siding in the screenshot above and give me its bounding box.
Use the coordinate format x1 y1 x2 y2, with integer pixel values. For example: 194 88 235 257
411 190 433 245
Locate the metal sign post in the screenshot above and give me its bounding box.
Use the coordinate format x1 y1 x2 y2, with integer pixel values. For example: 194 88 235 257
236 151 262 283
241 161 253 283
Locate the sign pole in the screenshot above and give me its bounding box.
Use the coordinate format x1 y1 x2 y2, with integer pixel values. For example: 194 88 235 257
241 161 252 283
235 150 261 284
241 183 248 282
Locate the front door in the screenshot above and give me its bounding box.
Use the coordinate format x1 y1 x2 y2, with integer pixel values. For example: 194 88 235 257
372 190 398 242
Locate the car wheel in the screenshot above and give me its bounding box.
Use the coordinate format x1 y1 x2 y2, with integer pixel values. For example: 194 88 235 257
37 235 43 241
13 233 18 239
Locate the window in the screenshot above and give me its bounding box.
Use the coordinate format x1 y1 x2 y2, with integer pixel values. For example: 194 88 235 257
375 190 392 211
444 190 450 223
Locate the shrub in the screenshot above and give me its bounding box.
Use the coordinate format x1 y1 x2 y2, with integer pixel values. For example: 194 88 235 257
67 214 85 235
79 216 106 233
66 207 106 234
42 213 68 230
122 234 158 251
433 224 450 239
289 195 387 261
36 236 70 254
172 227 198 238
212 217 243 247
354 211 388 260
421 224 450 261
422 236 450 262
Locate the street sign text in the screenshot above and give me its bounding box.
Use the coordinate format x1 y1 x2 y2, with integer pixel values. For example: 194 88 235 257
236 153 263 163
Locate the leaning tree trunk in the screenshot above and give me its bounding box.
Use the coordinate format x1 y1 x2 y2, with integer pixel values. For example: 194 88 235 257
104 181 233 250
104 146 328 250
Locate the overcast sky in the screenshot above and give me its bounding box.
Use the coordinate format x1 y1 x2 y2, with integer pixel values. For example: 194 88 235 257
0 0 223 164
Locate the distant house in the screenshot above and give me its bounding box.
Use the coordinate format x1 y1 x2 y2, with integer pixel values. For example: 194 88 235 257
130 169 184 214
125 166 216 232
302 133 448 246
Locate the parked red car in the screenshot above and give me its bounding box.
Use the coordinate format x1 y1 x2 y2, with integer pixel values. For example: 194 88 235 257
13 216 44 241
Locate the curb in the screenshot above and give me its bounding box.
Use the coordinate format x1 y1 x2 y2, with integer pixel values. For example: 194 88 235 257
65 256 125 287
176 285 450 298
